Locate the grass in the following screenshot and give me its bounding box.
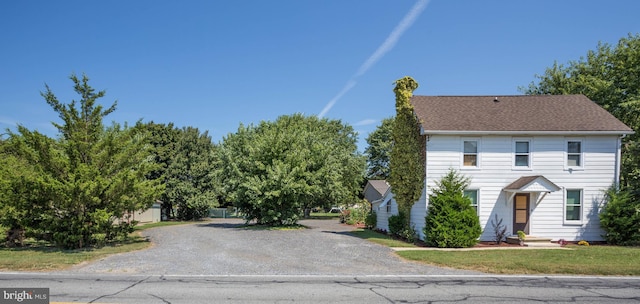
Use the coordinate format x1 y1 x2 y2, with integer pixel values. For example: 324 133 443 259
0 221 195 271
397 245 640 275
349 229 417 248
350 228 640 276
307 212 342 219
133 220 193 231
0 236 150 271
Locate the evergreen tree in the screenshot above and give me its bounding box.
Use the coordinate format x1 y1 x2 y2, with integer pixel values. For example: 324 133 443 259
0 74 162 248
424 169 481 248
600 185 640 246
389 77 425 225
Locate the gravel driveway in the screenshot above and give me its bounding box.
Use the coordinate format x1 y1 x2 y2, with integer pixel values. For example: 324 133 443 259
64 218 480 275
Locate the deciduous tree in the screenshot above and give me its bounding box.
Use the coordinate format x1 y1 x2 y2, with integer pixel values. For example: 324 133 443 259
522 33 640 198
365 117 394 180
218 114 365 225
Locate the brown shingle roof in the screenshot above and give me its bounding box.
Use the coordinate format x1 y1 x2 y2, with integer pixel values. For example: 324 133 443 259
411 95 633 134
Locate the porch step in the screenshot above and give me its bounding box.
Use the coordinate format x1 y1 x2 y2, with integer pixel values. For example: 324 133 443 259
506 235 558 247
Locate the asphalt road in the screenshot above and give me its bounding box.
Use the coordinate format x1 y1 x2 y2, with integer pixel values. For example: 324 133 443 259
3 219 639 303
2 273 639 303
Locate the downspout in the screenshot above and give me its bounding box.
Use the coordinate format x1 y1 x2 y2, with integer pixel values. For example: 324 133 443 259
614 134 625 188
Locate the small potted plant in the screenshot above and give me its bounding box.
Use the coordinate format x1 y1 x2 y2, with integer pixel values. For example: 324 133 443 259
517 230 526 246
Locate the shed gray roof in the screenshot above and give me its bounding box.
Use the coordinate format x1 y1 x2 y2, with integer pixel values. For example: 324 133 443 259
411 94 633 134
367 180 390 197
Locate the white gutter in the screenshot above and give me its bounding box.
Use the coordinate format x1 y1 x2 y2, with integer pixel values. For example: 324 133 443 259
421 130 634 136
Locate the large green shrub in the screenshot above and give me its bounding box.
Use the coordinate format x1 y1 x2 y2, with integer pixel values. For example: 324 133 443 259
424 169 481 248
365 211 377 229
388 211 417 243
388 212 406 237
600 185 640 246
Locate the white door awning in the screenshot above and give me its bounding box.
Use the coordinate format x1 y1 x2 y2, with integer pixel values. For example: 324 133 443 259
503 175 561 193
503 175 561 206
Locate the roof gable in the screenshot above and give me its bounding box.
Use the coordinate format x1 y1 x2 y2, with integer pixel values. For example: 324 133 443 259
504 176 561 193
411 94 633 134
363 180 390 202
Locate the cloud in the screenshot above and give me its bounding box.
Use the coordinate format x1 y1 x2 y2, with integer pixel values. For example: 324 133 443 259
318 0 431 118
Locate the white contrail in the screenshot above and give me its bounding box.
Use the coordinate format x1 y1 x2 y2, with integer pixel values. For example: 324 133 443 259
318 80 356 119
318 0 430 118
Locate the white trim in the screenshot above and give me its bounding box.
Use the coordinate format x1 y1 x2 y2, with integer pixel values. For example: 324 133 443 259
565 138 584 171
422 130 633 135
563 188 583 225
463 189 479 216
461 138 481 170
512 138 532 170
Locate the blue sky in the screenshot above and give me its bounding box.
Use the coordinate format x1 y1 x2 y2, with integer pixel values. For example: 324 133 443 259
1 1 639 150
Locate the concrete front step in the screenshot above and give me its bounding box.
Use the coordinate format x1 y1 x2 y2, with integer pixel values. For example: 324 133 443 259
506 235 555 246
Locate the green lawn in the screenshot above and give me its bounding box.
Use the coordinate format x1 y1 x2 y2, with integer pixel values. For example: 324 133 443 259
133 220 193 230
0 221 196 271
0 237 150 271
351 228 640 275
349 229 417 248
399 246 640 275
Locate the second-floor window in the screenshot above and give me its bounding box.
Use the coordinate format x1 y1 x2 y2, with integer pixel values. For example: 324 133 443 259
567 141 582 167
514 140 530 167
463 140 478 167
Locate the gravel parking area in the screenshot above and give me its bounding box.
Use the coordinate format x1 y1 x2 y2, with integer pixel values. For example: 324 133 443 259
64 218 480 275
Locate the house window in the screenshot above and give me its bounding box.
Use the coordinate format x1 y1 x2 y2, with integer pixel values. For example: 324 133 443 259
567 141 582 167
514 140 530 167
565 189 582 223
382 197 392 213
463 189 478 214
463 140 478 167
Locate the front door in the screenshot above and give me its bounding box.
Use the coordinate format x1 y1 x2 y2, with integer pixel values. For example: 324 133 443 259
513 193 530 234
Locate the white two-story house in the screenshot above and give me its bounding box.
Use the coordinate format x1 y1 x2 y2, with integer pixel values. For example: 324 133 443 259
377 94 633 242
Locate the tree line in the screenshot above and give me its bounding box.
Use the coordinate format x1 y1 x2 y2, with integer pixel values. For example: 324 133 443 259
0 75 365 249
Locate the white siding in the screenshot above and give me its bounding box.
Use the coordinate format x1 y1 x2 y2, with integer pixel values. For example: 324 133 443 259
410 188 427 239
374 192 396 232
415 134 620 242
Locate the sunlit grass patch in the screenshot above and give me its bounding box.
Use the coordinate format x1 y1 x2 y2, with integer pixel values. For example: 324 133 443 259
398 245 640 275
350 229 417 248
